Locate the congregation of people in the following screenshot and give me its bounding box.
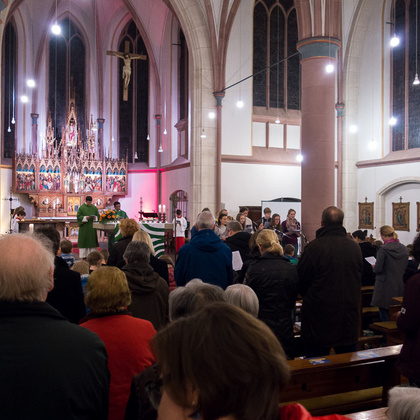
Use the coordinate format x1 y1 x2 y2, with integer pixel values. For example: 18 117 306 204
1 203 420 420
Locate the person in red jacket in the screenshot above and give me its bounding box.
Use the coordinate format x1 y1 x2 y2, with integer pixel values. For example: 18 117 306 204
81 266 156 420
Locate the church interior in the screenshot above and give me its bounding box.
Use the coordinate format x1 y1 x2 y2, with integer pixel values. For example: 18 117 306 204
1 0 420 245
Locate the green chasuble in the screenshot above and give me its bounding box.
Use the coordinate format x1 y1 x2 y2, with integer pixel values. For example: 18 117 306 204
115 209 128 220
77 204 100 248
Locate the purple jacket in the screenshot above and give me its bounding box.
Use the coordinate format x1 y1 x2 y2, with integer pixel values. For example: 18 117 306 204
397 270 420 381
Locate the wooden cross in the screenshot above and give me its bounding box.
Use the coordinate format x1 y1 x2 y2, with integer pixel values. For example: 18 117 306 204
107 41 147 101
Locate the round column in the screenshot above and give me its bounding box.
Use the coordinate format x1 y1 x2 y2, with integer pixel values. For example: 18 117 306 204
297 38 340 241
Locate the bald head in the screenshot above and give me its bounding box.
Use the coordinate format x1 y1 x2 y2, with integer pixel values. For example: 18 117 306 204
321 206 344 227
0 234 54 302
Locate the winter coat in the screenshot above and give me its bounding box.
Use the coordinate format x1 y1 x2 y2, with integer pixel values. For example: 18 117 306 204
81 313 156 420
371 241 408 309
297 224 363 348
225 231 252 264
246 252 298 358
46 256 86 324
109 235 169 284
358 241 377 286
397 270 420 382
122 262 170 330
0 301 109 420
174 229 233 289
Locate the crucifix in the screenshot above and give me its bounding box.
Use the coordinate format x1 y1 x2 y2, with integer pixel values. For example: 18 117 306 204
107 41 147 101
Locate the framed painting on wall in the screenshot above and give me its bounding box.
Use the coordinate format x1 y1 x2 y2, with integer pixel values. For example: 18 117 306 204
417 202 420 232
67 196 81 216
358 202 374 230
392 202 409 231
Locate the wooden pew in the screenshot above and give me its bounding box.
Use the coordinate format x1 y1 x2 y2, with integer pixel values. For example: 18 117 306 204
281 345 402 416
346 407 388 420
369 322 405 346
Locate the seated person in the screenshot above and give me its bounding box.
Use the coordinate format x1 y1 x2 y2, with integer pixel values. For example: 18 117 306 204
261 207 271 226
60 239 76 268
149 302 349 420
81 266 156 420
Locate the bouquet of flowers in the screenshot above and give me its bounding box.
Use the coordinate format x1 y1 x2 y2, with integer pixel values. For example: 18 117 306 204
99 208 118 224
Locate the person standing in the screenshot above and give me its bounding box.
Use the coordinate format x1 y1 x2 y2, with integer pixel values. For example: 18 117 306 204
371 225 408 322
172 209 187 252
282 209 301 256
114 201 128 220
297 206 363 357
0 234 109 419
351 229 377 286
77 195 100 259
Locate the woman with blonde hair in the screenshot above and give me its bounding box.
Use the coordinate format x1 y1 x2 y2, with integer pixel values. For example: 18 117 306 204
108 218 140 268
245 229 298 359
133 230 155 255
81 266 156 420
371 225 408 322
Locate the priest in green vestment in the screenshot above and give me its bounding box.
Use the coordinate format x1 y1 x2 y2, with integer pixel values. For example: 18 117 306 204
108 201 128 251
77 196 100 258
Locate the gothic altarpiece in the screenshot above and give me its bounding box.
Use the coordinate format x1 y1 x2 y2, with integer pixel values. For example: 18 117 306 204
13 89 128 217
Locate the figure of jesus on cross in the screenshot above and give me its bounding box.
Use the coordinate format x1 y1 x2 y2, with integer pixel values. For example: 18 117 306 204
107 41 147 101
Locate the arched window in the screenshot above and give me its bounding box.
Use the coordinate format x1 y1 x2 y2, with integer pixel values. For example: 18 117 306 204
118 20 149 164
2 21 17 160
391 0 420 151
253 0 300 110
48 18 86 143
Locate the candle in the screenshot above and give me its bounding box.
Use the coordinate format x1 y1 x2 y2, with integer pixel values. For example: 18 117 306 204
158 204 162 213
163 205 166 213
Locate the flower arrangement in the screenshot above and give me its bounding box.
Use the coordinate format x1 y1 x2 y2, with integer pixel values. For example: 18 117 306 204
99 208 118 224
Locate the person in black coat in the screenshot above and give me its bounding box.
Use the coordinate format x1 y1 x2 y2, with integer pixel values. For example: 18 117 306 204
297 206 363 357
352 229 377 286
108 219 169 283
225 220 252 263
245 229 298 359
34 225 86 324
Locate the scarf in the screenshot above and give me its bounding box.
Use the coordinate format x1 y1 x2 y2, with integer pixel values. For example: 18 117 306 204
286 216 299 232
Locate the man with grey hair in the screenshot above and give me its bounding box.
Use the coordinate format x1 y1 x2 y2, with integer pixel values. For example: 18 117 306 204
0 234 110 419
175 211 233 289
297 206 363 357
122 240 169 330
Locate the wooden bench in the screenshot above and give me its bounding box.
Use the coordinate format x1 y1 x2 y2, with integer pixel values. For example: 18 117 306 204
281 345 402 416
346 407 388 420
369 322 405 346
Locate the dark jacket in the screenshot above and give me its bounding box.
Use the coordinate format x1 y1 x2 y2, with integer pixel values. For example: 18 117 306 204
297 224 362 348
397 271 420 382
225 231 251 264
46 256 86 324
245 252 298 358
122 262 170 330
371 241 408 309
358 241 377 286
108 235 169 283
174 229 233 289
108 235 133 268
0 301 109 419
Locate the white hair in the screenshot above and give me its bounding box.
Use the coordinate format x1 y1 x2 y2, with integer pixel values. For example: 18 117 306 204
0 234 54 302
225 284 260 317
197 211 215 230
388 386 420 420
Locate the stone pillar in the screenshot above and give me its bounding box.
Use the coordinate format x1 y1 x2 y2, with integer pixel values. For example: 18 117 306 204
31 113 39 155
97 118 105 159
297 38 340 241
214 92 225 209
155 114 162 210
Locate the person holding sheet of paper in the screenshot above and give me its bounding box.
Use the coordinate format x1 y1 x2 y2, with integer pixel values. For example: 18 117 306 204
352 229 377 286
